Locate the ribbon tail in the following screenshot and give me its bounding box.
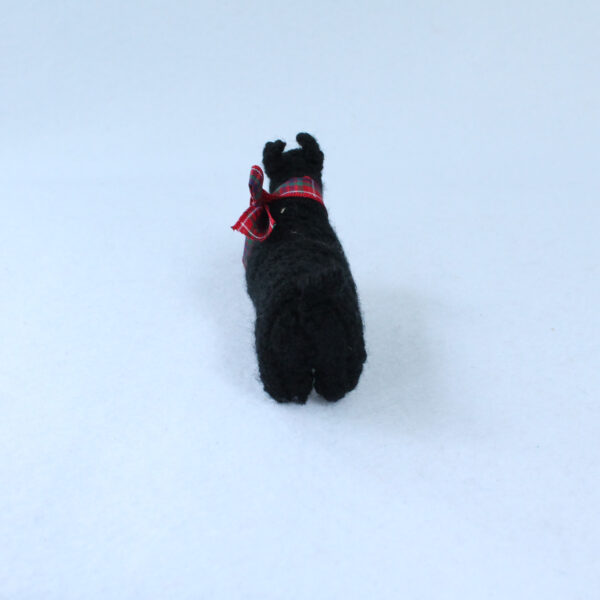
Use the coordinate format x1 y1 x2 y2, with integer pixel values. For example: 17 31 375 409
232 205 276 241
232 205 255 232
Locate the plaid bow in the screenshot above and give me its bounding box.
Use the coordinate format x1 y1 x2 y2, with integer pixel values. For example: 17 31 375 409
232 165 324 242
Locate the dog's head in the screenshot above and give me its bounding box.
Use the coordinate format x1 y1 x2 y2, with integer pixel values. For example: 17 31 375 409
262 133 324 192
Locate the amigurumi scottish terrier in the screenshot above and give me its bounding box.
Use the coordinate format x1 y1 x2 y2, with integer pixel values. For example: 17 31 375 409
233 133 366 403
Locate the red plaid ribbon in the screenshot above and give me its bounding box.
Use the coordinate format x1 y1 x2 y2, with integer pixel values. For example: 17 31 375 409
232 165 324 241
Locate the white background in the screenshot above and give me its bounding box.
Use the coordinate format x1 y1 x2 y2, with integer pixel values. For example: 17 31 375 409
1 1 599 598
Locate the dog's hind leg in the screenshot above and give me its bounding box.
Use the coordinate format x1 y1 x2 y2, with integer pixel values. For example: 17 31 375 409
309 307 353 401
303 295 365 402
255 302 314 404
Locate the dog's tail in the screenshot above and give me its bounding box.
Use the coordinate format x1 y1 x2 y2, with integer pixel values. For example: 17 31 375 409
297 264 346 312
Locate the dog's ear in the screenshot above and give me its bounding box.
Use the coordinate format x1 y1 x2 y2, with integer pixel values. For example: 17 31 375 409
296 133 324 170
263 139 286 177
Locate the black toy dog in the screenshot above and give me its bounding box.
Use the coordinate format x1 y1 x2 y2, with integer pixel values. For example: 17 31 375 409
233 133 366 403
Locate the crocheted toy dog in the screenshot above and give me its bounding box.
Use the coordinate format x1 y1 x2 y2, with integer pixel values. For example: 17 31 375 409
233 133 366 403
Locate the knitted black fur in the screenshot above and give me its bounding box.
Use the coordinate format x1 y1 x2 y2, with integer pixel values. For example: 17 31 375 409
244 133 367 403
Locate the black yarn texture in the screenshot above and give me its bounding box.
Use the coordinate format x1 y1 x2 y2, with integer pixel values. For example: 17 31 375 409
245 133 367 403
